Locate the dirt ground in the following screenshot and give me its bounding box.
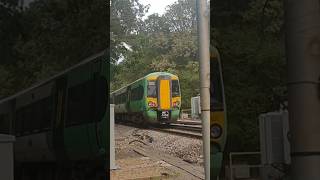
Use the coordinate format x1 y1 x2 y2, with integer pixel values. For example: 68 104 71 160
110 124 204 180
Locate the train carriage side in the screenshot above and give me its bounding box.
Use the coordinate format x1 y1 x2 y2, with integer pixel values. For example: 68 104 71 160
112 77 148 124
112 87 129 120
0 51 108 177
13 82 56 162
63 55 108 162
126 78 147 123
210 47 227 179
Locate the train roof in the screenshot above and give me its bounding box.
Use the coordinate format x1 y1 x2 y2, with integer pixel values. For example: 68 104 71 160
110 72 178 95
0 50 107 104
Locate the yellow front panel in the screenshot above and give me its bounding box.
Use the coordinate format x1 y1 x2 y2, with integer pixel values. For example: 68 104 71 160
160 80 170 110
146 75 158 81
171 76 178 80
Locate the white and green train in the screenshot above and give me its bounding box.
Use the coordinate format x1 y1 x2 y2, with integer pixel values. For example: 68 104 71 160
0 51 108 179
110 72 181 125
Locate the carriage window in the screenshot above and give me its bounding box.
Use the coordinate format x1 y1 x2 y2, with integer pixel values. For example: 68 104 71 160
67 80 94 125
15 109 23 135
172 80 180 97
13 96 60 134
115 95 119 104
120 92 126 103
93 75 107 121
40 97 52 129
116 94 121 104
131 85 144 101
119 94 123 103
110 96 114 104
0 114 10 134
22 106 33 133
147 81 157 98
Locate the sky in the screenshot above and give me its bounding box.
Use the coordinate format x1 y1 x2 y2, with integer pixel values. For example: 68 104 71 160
139 0 178 17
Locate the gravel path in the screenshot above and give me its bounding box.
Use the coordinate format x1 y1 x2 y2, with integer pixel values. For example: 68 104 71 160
115 124 203 166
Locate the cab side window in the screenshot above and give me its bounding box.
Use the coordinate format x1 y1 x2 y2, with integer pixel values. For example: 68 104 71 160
131 85 144 101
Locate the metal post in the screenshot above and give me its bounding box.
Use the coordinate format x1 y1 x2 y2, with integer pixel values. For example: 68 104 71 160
0 134 15 180
229 153 233 180
196 0 210 179
110 104 117 170
285 0 320 179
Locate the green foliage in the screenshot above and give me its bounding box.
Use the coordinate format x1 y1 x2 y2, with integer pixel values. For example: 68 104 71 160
243 0 283 35
110 0 148 63
0 0 107 99
163 0 197 33
178 61 200 107
110 0 200 108
213 0 286 151
0 0 23 65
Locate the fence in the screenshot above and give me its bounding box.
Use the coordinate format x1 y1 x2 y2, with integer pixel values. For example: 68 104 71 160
226 152 262 180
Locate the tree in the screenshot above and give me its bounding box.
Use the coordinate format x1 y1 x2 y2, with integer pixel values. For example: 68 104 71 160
0 0 23 65
111 0 200 108
212 0 286 151
0 0 108 98
163 0 197 33
110 0 148 63
140 13 170 34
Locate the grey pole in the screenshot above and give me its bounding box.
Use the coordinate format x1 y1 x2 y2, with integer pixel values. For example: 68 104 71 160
285 0 320 179
0 134 15 180
196 0 210 179
110 104 117 170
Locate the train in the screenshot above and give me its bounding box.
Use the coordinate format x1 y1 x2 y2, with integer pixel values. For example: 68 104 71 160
0 51 108 180
110 72 181 125
210 46 227 179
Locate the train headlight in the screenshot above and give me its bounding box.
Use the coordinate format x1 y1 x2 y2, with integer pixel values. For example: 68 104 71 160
173 101 180 107
148 101 157 107
211 124 222 139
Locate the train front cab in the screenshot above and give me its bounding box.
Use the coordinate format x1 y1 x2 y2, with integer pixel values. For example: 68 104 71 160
144 73 181 124
210 48 227 179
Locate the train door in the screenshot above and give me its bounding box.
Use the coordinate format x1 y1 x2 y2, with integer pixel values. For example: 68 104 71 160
157 76 172 121
52 77 68 162
90 59 107 157
86 61 99 157
158 76 172 110
64 64 93 160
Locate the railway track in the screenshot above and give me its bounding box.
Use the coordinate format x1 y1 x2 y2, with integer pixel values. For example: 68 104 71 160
175 119 202 125
116 120 203 139
152 123 203 139
152 127 202 139
169 123 202 132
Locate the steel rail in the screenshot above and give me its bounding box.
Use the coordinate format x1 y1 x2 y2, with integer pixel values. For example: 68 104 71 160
150 127 203 139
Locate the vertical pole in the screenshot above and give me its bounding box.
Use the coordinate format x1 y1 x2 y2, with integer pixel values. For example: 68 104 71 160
229 153 233 180
110 104 117 170
196 0 211 179
0 134 15 180
285 0 320 179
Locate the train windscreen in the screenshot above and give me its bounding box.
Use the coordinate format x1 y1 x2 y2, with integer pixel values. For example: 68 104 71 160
147 81 157 97
211 59 224 111
172 80 180 97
